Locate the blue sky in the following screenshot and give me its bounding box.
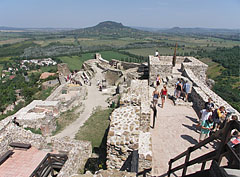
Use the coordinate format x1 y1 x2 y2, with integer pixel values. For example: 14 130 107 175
0 0 239 29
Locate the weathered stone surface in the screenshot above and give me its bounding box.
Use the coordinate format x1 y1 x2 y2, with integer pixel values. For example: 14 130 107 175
106 80 152 172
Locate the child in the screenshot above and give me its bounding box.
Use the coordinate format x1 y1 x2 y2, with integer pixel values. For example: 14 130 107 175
199 116 214 142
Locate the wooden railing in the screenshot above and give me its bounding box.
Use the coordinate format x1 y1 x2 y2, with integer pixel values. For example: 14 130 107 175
120 150 139 173
167 120 240 177
30 153 68 177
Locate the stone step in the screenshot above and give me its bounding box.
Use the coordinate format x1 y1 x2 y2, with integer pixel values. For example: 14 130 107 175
173 98 193 106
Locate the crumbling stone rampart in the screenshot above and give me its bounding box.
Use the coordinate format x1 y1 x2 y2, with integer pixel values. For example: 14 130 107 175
0 123 48 157
52 138 92 177
107 80 152 172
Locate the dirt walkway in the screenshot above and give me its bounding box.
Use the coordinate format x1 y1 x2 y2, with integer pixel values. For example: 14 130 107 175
150 89 214 176
52 63 110 139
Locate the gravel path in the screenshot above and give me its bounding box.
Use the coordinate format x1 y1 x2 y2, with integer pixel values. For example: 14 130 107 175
51 64 110 139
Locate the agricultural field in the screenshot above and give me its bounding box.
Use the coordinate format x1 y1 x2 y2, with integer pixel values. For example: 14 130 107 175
101 50 137 61
122 47 198 57
78 37 147 47
0 64 3 74
0 38 29 45
56 53 96 71
34 37 76 46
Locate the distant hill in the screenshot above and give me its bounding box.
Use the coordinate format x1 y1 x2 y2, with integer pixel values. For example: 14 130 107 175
156 27 240 41
158 27 240 34
67 21 154 38
0 26 75 32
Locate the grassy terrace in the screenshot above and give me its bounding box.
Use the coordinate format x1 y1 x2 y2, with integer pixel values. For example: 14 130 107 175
75 107 113 149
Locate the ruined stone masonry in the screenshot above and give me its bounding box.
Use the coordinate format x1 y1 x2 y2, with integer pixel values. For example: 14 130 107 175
106 80 152 173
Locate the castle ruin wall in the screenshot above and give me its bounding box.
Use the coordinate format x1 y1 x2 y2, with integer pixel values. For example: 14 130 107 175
183 68 240 117
107 80 152 172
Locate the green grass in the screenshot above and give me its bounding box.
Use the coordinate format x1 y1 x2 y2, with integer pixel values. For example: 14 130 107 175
0 56 11 62
0 64 3 74
101 50 136 61
40 65 58 73
198 57 225 79
53 106 81 135
57 54 95 71
33 87 56 101
75 107 113 149
24 127 42 135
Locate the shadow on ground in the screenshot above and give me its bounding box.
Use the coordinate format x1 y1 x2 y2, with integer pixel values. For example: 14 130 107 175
182 123 198 133
181 134 198 145
185 116 198 124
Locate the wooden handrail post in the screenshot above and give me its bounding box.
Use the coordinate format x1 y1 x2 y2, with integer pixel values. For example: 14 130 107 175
167 159 173 177
182 147 193 176
201 161 206 171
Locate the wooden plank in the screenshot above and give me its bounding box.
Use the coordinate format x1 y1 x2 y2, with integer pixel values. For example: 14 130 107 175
9 142 31 149
0 150 14 165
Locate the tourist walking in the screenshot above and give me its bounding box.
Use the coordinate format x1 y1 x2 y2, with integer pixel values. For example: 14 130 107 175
205 97 214 109
183 80 191 101
199 116 214 142
152 87 160 109
175 79 182 99
156 74 161 87
160 85 168 108
197 106 213 128
212 106 227 131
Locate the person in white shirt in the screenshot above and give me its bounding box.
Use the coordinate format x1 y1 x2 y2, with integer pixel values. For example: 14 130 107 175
197 107 213 127
155 50 159 57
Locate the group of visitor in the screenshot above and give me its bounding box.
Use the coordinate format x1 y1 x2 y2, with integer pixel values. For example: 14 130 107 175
174 78 191 102
198 97 239 142
152 74 167 109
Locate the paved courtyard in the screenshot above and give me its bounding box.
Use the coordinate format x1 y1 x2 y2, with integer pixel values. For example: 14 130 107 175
151 97 214 176
0 147 47 177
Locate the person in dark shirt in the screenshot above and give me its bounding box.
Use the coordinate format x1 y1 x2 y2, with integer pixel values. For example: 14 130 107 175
12 117 20 127
205 97 214 109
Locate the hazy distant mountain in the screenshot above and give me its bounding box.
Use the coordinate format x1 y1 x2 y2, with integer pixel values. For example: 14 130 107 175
158 27 240 34
68 21 154 38
0 26 25 30
0 26 75 32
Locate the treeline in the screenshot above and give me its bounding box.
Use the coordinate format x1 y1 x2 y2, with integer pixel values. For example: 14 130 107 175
0 40 38 57
197 46 240 112
0 73 40 114
197 46 239 76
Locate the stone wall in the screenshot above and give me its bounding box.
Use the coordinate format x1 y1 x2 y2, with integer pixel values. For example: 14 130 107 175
12 100 60 135
0 123 48 157
183 68 240 117
58 63 71 84
181 57 208 83
148 56 173 86
0 121 92 176
52 138 92 177
107 80 152 173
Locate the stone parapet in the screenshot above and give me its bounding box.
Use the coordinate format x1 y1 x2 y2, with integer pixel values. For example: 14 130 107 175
148 55 173 86
181 57 208 82
183 68 240 117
